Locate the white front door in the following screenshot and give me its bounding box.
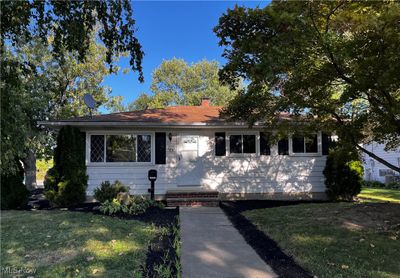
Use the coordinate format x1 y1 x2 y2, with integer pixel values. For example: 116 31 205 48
177 134 203 186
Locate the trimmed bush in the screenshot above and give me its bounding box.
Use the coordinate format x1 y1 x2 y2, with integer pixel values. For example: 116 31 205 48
323 144 364 201
93 180 129 203
100 195 164 216
44 126 88 207
1 159 29 209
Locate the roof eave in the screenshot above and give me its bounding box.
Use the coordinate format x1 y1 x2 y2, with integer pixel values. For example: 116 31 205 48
37 120 267 129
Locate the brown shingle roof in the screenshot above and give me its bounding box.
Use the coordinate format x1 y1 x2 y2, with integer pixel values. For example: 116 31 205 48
64 105 225 124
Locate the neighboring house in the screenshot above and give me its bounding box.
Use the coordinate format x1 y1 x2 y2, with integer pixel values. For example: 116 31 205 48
362 142 400 183
40 98 332 201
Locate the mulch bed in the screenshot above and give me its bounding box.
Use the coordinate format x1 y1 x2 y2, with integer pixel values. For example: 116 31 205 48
220 200 320 278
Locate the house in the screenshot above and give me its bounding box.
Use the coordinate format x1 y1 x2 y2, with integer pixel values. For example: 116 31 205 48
362 142 400 183
40 98 331 201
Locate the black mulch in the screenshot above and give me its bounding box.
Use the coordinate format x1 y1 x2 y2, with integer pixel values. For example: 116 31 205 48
220 200 325 278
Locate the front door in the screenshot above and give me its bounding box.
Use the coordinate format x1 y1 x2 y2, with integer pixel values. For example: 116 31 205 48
177 134 202 186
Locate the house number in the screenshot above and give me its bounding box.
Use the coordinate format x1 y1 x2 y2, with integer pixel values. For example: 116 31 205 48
183 138 197 144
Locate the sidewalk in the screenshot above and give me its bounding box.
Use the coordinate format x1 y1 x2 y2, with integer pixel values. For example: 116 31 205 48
180 207 277 278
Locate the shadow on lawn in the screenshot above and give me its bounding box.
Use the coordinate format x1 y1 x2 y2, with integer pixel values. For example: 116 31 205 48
68 204 180 277
220 200 319 278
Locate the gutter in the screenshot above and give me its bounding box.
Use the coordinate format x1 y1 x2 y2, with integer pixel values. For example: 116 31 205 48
37 120 267 129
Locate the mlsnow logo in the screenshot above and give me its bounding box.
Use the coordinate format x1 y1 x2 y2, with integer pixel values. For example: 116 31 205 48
1 266 37 276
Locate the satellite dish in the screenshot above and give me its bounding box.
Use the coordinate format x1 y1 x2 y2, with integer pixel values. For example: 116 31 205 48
83 93 96 118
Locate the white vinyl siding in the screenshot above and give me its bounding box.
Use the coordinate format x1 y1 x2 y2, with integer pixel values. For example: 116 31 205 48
85 129 326 197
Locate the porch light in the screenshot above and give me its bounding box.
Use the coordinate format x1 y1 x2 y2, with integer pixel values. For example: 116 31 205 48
168 132 173 142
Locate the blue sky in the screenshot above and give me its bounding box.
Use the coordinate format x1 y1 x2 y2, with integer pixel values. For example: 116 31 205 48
102 1 270 108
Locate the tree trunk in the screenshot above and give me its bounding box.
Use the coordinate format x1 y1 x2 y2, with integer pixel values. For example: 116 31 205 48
355 143 400 173
23 149 37 190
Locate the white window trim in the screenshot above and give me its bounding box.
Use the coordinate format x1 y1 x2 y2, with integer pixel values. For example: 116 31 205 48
226 131 259 157
86 131 155 166
289 132 322 157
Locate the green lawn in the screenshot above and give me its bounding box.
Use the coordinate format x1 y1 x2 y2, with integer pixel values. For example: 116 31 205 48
244 202 400 278
36 159 53 181
358 187 400 203
1 210 165 277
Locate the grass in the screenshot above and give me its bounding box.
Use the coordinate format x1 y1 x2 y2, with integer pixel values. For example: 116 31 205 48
244 202 400 278
358 187 400 203
36 159 53 181
1 210 166 277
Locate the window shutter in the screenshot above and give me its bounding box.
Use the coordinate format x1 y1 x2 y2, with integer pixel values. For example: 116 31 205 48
155 132 166 164
322 133 331 155
278 138 289 155
215 132 226 156
260 132 271 155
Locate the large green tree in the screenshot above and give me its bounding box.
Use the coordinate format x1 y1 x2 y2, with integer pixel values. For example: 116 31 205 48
1 34 124 188
214 1 400 172
1 1 143 184
1 0 143 78
126 59 238 110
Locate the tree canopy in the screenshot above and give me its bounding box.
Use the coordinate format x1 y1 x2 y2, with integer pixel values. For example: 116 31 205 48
127 58 239 110
214 0 400 172
1 0 143 79
1 0 143 179
1 33 124 179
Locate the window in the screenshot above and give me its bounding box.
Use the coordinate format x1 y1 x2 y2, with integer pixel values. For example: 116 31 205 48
229 134 256 154
90 134 152 163
137 135 151 162
292 134 318 154
90 135 104 162
106 135 136 162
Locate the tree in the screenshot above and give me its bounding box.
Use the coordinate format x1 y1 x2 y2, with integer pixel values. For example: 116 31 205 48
1 34 124 188
214 1 400 172
125 58 238 110
127 93 152 111
1 0 143 79
1 1 144 184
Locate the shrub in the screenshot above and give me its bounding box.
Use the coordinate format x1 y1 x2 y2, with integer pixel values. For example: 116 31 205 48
362 180 385 188
93 180 129 203
44 126 88 207
99 195 164 216
323 144 364 201
1 159 29 209
385 182 400 190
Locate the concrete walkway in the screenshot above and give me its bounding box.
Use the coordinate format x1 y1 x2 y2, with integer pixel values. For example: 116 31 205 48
180 207 277 278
